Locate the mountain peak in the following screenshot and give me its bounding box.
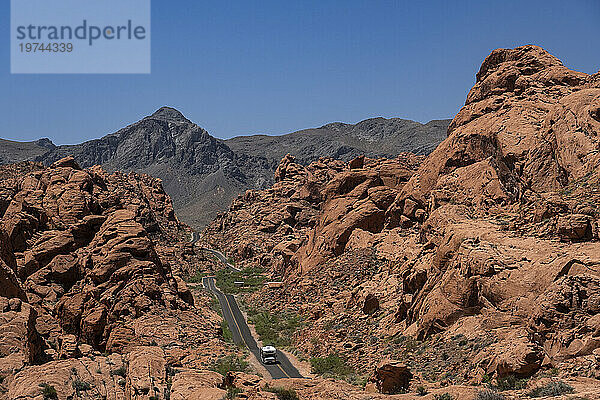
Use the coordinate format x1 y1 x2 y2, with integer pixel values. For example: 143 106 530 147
148 107 190 123
35 138 56 149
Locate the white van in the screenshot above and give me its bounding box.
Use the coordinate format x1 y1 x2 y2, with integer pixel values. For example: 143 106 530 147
260 346 277 364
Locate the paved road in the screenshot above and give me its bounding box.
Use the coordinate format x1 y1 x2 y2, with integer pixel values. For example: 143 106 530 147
190 231 241 272
202 276 303 379
201 248 241 272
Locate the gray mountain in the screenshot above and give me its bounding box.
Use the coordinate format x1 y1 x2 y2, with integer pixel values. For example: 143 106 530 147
4 107 449 228
36 107 248 228
227 117 450 166
0 138 56 165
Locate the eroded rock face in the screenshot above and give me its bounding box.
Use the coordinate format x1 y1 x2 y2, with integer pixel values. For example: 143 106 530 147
0 298 42 375
203 46 600 387
0 229 25 300
0 159 231 399
556 214 593 241
403 46 600 207
0 159 193 354
170 370 226 400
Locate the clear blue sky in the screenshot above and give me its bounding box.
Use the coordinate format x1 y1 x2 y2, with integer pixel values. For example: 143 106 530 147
2 0 599 144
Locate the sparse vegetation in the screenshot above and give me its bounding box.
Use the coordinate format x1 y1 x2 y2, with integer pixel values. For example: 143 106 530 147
209 297 222 314
210 354 249 376
310 353 354 378
433 393 453 400
40 383 58 400
72 379 92 395
226 386 243 399
391 334 421 355
112 365 127 377
265 386 300 400
476 389 505 400
216 266 266 294
246 306 303 348
417 385 428 396
527 381 574 398
496 375 528 391
221 319 234 343
186 270 208 283
346 374 369 388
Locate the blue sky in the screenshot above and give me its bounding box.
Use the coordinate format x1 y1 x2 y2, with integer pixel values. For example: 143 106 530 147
1 0 599 144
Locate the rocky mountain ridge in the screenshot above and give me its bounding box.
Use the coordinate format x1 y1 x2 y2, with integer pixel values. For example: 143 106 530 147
1 111 449 228
0 138 56 165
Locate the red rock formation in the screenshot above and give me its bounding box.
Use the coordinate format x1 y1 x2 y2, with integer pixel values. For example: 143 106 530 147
0 158 231 399
203 46 600 393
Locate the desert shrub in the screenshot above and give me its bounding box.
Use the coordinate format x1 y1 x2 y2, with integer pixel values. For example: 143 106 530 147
528 381 574 398
210 354 249 376
40 383 57 400
209 296 221 314
248 309 302 348
346 374 368 388
417 385 428 396
476 389 505 400
310 353 353 377
112 365 127 377
221 319 233 343
266 386 299 400
72 379 91 395
226 387 243 399
433 393 453 400
496 375 528 391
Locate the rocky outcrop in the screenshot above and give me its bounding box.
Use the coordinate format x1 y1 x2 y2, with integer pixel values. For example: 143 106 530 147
369 361 412 394
556 214 593 241
0 298 42 375
0 158 233 399
402 45 600 209
0 229 26 300
170 370 226 400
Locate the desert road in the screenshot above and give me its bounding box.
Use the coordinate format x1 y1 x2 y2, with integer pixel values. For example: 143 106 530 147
202 276 303 379
201 248 241 272
190 232 240 272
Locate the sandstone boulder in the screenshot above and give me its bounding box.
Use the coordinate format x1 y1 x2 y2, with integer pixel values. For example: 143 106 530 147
370 360 412 394
556 214 593 241
0 299 42 374
126 346 166 400
170 370 226 400
362 293 380 315
349 155 365 169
